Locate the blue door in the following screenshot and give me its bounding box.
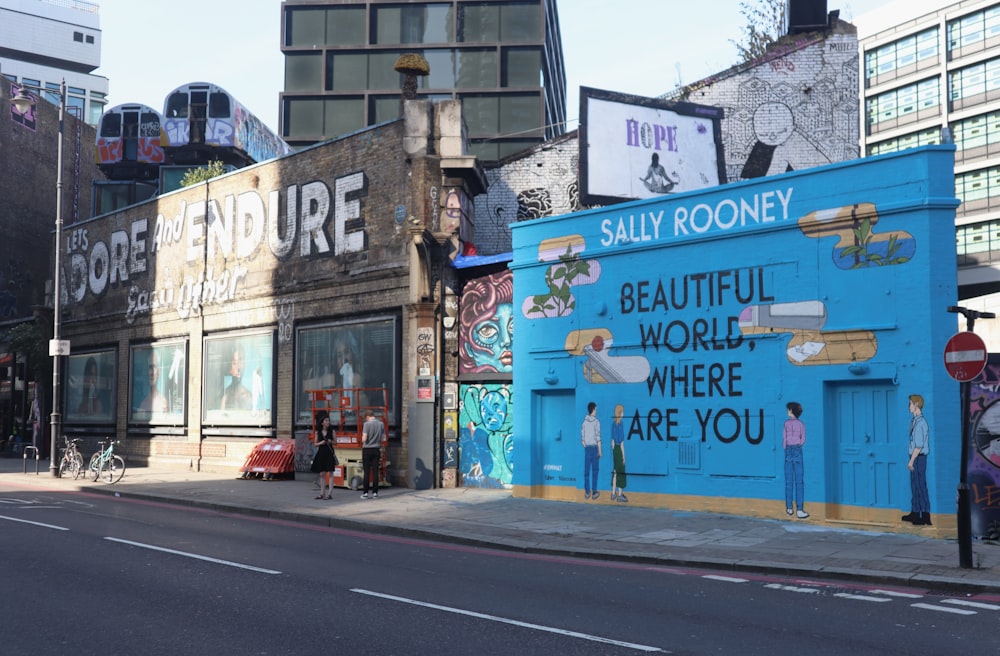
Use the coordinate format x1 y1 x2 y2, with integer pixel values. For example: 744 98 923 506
826 381 901 523
534 390 576 495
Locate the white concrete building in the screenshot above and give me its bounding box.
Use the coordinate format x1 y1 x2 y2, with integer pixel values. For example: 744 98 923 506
0 0 108 124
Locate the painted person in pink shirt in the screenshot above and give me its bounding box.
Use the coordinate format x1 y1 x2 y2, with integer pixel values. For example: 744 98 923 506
783 402 809 519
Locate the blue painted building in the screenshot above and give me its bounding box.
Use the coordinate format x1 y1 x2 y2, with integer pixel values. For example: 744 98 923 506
511 146 961 529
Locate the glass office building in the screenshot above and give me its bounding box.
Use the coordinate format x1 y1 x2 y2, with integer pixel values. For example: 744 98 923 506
280 0 567 162
859 0 1000 302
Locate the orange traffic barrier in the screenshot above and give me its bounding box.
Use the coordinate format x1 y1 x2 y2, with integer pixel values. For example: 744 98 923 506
239 438 296 480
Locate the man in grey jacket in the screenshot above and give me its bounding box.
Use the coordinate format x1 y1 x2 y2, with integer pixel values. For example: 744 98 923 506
581 401 602 500
360 411 385 499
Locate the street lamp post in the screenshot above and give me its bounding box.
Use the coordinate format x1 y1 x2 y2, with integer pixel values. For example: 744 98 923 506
11 80 65 477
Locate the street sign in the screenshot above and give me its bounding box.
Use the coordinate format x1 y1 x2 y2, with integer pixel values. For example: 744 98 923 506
944 331 988 382
48 339 71 357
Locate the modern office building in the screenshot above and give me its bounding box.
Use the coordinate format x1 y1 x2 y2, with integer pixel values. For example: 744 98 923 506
858 0 1000 321
0 0 108 125
279 0 567 162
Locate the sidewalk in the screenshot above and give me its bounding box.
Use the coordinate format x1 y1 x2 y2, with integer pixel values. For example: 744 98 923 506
3 455 1000 594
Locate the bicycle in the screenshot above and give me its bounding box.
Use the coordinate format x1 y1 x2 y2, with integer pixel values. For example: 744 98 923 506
88 438 126 484
58 437 85 480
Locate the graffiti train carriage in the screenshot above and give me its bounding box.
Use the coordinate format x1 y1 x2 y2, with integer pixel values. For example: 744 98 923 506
95 103 167 180
162 81 291 167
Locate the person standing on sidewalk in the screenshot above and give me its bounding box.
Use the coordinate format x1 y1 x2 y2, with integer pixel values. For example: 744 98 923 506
610 403 627 503
783 401 808 519
581 401 601 500
902 394 932 526
310 413 337 500
360 411 384 499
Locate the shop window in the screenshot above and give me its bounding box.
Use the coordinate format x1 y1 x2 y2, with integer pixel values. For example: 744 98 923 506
129 341 187 425
202 331 274 427
295 317 399 431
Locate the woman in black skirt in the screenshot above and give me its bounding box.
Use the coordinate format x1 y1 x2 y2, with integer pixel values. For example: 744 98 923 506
310 412 337 499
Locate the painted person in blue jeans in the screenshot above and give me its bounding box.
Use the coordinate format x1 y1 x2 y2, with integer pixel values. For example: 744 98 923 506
581 401 602 500
783 401 809 519
902 394 931 526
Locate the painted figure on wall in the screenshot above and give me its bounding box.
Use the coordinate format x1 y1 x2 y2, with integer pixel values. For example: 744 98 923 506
902 394 932 526
581 401 602 500
783 401 809 519
458 384 513 488
460 270 514 374
610 403 628 503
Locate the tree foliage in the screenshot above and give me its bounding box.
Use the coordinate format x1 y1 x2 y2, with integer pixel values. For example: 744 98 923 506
180 160 227 187
6 319 49 384
731 0 787 63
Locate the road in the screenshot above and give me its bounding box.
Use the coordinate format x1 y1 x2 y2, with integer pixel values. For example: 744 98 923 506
1 487 998 655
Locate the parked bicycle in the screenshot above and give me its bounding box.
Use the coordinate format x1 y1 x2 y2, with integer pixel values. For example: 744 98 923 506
88 438 125 484
58 437 85 480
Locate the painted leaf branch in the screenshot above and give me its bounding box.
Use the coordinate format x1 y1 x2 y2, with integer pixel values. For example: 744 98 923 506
527 246 591 317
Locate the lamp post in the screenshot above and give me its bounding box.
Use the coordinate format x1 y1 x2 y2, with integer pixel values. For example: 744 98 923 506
11 80 65 477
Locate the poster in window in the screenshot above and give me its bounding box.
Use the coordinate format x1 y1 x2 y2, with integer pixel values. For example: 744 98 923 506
203 331 273 425
65 350 116 424
130 342 186 424
295 317 398 427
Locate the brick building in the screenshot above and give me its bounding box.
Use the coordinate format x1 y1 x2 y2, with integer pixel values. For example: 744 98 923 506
0 78 101 449
55 99 482 486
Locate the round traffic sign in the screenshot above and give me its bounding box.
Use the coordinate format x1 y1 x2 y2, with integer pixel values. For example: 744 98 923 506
944 331 988 382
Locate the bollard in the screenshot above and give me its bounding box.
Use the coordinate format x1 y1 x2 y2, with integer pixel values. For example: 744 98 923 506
23 446 40 475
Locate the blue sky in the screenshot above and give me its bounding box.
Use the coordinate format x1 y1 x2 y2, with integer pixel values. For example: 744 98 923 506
95 0 897 134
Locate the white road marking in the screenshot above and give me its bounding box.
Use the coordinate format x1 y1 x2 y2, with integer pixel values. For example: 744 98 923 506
0 514 69 531
702 575 749 583
833 593 892 602
351 588 666 653
941 599 1000 611
911 603 977 615
871 589 923 599
104 537 281 575
765 583 820 594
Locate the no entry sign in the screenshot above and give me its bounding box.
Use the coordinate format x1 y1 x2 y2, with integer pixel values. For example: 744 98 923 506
944 331 988 382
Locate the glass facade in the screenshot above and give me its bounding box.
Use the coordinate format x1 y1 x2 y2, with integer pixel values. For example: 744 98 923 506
280 0 566 161
861 2 1000 294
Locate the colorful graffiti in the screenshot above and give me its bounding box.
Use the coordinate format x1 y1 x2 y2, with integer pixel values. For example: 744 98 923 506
458 383 513 488
970 359 1000 540
459 270 514 374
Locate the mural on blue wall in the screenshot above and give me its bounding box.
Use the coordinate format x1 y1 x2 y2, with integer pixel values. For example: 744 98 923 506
739 300 878 365
522 235 601 319
458 383 513 488
799 203 914 269
459 270 514 374
512 147 959 523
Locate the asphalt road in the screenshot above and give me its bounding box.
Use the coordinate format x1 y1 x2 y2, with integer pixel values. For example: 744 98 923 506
2 488 998 655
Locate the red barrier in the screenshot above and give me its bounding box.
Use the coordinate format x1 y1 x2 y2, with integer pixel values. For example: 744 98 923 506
239 439 296 480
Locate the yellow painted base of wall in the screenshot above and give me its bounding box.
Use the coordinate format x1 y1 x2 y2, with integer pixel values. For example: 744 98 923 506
513 485 952 539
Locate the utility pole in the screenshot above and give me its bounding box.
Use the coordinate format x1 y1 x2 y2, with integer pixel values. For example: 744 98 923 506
947 305 995 569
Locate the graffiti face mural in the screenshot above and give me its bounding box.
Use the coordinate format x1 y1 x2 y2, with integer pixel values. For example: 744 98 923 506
460 270 514 374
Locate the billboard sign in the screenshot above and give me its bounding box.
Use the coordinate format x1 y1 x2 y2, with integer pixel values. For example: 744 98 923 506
580 86 726 206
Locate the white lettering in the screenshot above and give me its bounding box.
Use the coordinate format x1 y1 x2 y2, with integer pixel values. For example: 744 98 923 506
673 187 795 237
